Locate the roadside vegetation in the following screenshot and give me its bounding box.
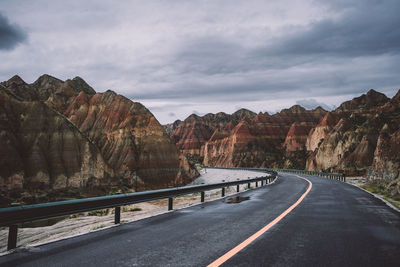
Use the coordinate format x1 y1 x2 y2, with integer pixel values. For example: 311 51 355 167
361 184 400 210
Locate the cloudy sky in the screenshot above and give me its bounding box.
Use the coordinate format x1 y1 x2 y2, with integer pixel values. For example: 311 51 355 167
1 0 399 123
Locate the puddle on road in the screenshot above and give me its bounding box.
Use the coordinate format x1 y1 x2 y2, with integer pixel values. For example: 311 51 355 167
226 196 250 204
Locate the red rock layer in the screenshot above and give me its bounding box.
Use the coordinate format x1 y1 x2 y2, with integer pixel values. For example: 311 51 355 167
202 106 326 168
0 75 198 206
284 122 315 152
63 90 196 187
171 109 256 155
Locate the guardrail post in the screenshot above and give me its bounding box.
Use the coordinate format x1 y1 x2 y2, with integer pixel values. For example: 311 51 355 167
221 187 225 197
201 191 205 202
114 207 121 224
7 203 19 250
7 224 18 251
247 182 251 189
256 181 258 187
236 184 240 192
261 180 264 186
168 197 173 210
114 192 121 224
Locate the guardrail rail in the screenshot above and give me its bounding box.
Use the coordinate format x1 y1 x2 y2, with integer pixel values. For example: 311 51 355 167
0 167 344 251
1 168 277 251
269 168 345 182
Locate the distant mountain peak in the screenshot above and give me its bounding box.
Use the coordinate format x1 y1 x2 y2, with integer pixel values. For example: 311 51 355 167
391 89 400 102
366 88 380 96
185 113 202 122
281 104 306 113
313 106 327 112
34 74 63 86
69 76 96 95
7 75 26 85
104 89 117 96
337 89 389 111
232 108 256 118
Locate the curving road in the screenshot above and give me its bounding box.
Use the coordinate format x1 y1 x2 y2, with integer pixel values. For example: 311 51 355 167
1 172 400 266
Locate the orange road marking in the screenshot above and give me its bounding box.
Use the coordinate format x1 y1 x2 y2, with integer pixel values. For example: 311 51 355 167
207 175 312 267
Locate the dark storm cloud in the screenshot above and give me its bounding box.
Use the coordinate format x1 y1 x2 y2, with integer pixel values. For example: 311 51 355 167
172 0 400 78
128 52 400 102
0 12 26 50
260 0 400 57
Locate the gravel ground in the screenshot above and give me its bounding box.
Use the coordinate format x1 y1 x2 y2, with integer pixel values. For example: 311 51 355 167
0 168 266 253
346 176 367 187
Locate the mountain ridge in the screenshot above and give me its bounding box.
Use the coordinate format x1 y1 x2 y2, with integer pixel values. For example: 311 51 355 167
166 89 400 197
0 75 198 206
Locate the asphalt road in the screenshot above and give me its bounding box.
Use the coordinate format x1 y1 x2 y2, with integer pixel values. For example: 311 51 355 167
1 173 400 267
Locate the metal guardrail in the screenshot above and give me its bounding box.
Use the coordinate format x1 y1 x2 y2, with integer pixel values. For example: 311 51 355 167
205 166 345 182
1 167 344 251
269 168 345 182
1 168 276 251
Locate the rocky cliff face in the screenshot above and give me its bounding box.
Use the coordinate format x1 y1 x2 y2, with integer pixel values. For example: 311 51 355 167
306 112 338 152
200 106 326 168
164 120 182 136
305 89 400 197
305 90 391 175
63 90 195 188
0 75 198 206
0 84 114 205
368 125 400 196
170 109 256 156
284 122 316 152
366 91 400 196
167 88 400 197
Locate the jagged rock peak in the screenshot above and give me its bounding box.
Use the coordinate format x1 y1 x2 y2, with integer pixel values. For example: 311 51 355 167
104 89 118 96
281 104 306 113
185 113 202 122
313 106 327 112
232 108 257 118
3 75 38 101
32 74 66 101
68 76 96 95
216 112 228 116
366 88 384 97
337 89 389 111
7 75 26 85
33 74 96 96
34 74 63 87
173 119 182 125
392 89 400 102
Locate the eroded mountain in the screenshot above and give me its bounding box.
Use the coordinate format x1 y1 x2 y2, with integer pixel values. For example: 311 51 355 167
0 75 198 206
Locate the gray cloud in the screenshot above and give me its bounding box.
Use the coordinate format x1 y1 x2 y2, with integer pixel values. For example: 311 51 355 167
262 0 400 57
192 110 202 116
0 0 399 124
0 12 26 50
